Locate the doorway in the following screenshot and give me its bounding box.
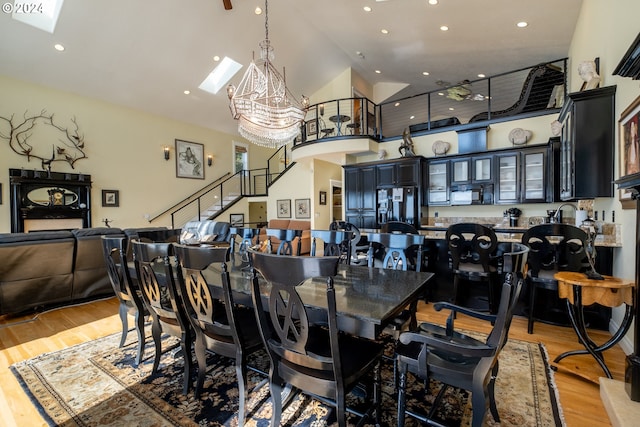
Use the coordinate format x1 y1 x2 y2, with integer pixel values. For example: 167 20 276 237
248 201 267 228
330 179 342 222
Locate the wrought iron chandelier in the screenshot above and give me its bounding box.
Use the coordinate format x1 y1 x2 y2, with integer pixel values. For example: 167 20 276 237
227 0 307 148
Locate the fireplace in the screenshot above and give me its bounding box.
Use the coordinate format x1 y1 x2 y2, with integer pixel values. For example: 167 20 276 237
9 169 92 233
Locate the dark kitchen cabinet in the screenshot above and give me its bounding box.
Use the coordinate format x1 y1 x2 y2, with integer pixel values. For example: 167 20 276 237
558 85 616 200
344 165 377 229
375 157 423 187
345 157 426 228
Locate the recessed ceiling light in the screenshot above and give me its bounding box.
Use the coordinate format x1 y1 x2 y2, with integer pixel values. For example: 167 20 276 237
54 43 65 51
184 90 190 95
395 102 400 107
449 107 455 111
213 55 220 62
422 71 430 76
381 29 389 34
429 0 439 5
375 70 381 74
255 7 262 14
363 6 371 12
440 25 449 31
517 21 528 28
438 92 444 96
410 115 415 120
477 73 485 78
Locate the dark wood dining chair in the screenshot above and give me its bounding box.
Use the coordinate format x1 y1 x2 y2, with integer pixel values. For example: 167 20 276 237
396 242 528 427
366 232 424 272
131 240 193 395
265 228 302 255
521 223 589 334
136 228 182 244
446 223 500 313
101 235 148 366
310 229 349 258
380 221 419 235
229 227 261 268
329 220 368 265
172 244 265 424
248 250 384 427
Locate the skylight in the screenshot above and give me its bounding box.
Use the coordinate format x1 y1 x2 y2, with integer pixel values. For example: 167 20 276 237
11 0 64 34
198 57 242 95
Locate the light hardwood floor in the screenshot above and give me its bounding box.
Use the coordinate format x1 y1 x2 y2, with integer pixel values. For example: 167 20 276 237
0 297 628 426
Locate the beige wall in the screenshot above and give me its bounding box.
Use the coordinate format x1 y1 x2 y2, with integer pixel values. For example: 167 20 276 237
569 0 640 347
312 159 343 229
265 158 313 224
0 75 273 233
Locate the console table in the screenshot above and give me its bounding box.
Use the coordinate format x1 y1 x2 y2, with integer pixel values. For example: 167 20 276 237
553 271 634 379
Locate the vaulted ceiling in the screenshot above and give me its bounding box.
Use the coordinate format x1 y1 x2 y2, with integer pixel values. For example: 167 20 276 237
0 0 583 136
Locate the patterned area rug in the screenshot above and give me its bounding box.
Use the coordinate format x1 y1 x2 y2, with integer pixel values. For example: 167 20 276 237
11 331 564 426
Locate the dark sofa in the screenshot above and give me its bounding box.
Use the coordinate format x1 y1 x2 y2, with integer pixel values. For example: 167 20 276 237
0 227 123 315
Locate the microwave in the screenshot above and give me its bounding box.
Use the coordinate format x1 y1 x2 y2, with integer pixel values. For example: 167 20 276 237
450 184 493 205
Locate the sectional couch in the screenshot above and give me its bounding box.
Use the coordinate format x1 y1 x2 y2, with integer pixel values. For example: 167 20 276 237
0 220 234 316
0 227 123 316
260 219 311 255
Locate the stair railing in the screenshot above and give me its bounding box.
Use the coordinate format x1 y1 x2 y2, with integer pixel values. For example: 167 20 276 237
161 146 295 228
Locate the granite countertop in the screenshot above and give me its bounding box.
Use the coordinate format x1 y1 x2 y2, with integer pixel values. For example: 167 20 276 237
418 226 621 247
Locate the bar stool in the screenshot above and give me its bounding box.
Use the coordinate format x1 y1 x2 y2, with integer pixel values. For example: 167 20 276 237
446 223 499 314
521 223 589 334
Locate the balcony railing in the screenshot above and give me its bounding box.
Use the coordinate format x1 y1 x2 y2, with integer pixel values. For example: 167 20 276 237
295 58 567 146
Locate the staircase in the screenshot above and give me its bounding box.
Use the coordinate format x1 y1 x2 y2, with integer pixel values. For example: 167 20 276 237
151 146 294 228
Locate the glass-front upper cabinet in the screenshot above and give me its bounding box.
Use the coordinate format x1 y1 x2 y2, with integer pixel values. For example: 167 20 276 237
472 155 492 183
496 147 550 204
495 153 519 204
522 149 547 202
428 160 449 205
450 157 470 185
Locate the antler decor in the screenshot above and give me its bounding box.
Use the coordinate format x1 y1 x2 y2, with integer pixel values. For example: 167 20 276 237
0 110 88 170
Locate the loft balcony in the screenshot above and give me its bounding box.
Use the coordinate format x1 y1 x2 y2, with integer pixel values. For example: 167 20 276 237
295 58 567 147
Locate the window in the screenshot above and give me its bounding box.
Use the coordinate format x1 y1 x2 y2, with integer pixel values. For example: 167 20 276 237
233 141 248 173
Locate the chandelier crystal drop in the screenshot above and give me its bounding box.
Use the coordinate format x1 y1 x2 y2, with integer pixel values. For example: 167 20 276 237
227 0 307 148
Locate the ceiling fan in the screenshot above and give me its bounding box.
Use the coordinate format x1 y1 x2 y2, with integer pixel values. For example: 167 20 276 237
223 0 232 10
436 79 487 102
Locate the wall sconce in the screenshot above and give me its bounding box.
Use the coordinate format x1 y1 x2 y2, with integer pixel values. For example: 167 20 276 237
207 155 213 167
163 146 170 160
319 103 325 116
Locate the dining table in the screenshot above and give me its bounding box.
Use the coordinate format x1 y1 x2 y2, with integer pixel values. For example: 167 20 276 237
205 259 434 340
328 114 351 136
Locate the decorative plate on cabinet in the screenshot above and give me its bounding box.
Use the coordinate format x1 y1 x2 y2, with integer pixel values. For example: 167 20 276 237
432 140 451 155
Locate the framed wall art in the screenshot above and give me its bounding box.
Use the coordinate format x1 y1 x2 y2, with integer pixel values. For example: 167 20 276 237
295 198 311 219
319 191 327 205
175 139 205 179
277 199 291 218
306 119 317 136
230 213 244 226
101 189 119 207
619 94 640 208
